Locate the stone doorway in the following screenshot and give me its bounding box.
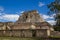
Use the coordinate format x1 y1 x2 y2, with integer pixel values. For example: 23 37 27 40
32 30 36 37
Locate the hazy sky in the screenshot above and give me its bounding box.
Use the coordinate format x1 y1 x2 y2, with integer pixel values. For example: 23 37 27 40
0 0 55 25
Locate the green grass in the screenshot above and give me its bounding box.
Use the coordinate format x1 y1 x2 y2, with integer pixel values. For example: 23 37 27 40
49 36 60 38
0 36 60 40
0 37 42 40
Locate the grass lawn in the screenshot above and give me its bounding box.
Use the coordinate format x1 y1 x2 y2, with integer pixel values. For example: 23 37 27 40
0 36 60 40
0 37 43 40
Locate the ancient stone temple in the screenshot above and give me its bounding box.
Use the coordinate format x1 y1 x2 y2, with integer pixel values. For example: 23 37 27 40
17 10 44 23
10 10 54 37
0 10 54 37
12 10 53 30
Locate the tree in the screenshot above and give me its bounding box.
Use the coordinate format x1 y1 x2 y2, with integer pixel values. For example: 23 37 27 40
47 0 60 31
48 0 60 12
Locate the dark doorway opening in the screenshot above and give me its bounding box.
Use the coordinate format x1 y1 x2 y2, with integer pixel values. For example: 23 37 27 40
32 30 36 37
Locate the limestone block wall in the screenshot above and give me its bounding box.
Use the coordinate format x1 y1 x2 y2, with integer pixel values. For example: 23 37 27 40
36 29 47 37
0 29 48 37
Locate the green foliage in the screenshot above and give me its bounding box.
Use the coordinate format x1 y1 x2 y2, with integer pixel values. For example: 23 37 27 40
49 36 60 38
48 0 60 12
54 26 60 31
47 0 60 31
55 14 60 26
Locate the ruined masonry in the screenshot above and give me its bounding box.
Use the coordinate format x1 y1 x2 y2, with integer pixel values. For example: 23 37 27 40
0 10 54 37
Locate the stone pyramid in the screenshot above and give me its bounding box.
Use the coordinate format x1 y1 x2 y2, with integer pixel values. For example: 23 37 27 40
16 10 45 23
13 10 53 31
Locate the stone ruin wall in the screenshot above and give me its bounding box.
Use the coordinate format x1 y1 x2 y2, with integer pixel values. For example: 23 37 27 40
0 29 47 37
0 10 51 37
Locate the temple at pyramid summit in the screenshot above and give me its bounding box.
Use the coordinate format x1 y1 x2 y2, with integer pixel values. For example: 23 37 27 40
0 10 57 37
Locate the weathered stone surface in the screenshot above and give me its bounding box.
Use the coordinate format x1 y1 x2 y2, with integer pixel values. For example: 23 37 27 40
0 22 14 30
16 10 44 23
0 29 48 37
12 10 53 30
0 10 54 37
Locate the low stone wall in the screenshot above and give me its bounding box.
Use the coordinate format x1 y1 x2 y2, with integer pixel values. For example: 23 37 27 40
50 31 60 37
0 29 47 37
